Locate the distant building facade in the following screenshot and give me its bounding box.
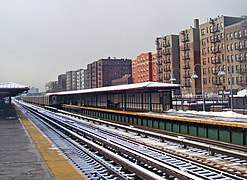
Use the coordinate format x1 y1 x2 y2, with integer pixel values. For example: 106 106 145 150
76 69 85 90
111 74 132 86
58 74 66 92
132 52 154 83
66 71 73 91
45 81 58 93
85 57 132 88
152 52 158 82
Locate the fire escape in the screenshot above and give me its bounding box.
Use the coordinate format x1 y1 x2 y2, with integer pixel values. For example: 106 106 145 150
181 30 191 87
209 19 223 86
156 37 163 82
162 37 171 82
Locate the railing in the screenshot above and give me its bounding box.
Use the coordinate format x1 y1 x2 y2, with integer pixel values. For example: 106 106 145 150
182 55 190 60
172 96 229 111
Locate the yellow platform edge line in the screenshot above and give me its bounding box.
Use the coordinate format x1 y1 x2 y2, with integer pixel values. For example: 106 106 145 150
63 104 247 129
16 108 87 180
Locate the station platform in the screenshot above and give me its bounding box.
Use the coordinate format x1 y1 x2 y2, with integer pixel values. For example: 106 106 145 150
62 104 247 145
0 103 85 179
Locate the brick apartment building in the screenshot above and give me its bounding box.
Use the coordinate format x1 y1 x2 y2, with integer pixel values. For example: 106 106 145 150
199 15 246 94
156 35 180 84
225 20 247 92
85 57 132 89
132 52 158 83
152 52 158 82
179 19 201 95
132 52 153 83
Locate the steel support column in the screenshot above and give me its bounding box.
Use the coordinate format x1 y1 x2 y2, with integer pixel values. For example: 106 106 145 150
123 93 127 111
148 91 152 112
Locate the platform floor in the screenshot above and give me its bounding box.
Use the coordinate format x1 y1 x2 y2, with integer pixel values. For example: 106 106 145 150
0 103 85 180
0 103 53 179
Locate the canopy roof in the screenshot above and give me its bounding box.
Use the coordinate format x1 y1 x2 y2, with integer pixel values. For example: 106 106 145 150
0 82 29 97
48 82 180 96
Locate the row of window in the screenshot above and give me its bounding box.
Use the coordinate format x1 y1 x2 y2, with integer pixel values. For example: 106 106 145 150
226 29 247 40
201 22 224 35
202 64 247 75
202 52 247 64
203 76 247 86
226 41 247 51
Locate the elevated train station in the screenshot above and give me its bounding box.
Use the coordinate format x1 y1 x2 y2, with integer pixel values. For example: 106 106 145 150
24 82 247 146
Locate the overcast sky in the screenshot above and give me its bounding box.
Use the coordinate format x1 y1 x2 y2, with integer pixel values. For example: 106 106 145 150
0 0 246 91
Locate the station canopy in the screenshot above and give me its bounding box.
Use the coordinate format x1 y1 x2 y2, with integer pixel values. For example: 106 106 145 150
48 82 180 96
0 82 29 98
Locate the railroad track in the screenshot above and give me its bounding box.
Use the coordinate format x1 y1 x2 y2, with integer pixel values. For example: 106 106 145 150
17 102 247 179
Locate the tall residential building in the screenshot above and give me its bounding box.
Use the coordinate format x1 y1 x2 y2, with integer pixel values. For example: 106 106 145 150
66 70 78 91
58 74 66 92
66 71 72 91
199 15 246 94
76 69 85 90
225 19 247 92
156 34 180 83
179 19 201 95
132 52 153 83
152 52 158 82
45 81 58 93
85 57 132 88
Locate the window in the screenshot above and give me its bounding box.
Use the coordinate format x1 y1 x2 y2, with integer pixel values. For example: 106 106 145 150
201 29 205 35
240 53 243 61
226 33 229 40
210 26 213 32
218 55 221 62
235 42 239 50
231 44 234 50
208 67 210 73
221 33 224 39
235 54 239 61
227 55 230 63
231 55 234 62
227 44 230 51
239 30 242 38
234 31 238 38
230 32 233 39
220 22 223 29
244 29 247 37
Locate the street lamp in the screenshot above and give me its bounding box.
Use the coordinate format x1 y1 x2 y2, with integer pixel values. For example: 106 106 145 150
217 66 233 111
191 64 205 111
170 68 183 110
218 67 226 107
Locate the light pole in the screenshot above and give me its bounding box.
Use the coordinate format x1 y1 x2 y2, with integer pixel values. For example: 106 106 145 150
170 67 183 110
191 64 205 111
217 66 233 111
218 67 226 107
